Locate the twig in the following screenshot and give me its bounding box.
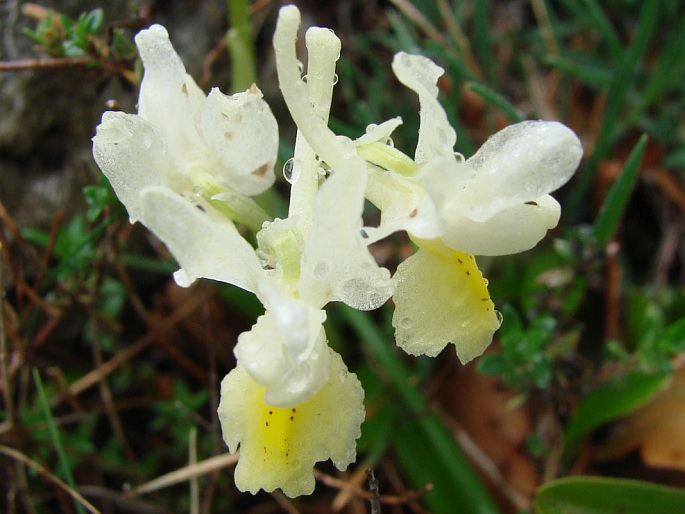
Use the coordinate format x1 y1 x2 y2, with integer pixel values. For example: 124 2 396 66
0 57 92 72
124 453 239 497
313 469 432 505
0 445 101 514
366 469 381 514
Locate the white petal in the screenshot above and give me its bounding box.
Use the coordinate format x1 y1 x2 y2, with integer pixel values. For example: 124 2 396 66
392 246 501 363
139 187 265 291
456 120 582 222
135 25 204 155
354 117 403 146
364 167 444 243
233 290 330 407
218 349 365 497
200 87 278 196
298 157 394 310
392 52 457 163
441 195 561 255
92 112 176 223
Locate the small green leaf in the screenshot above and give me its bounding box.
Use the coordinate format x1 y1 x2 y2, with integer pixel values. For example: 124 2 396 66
534 476 685 514
84 8 104 34
563 371 671 459
592 134 648 244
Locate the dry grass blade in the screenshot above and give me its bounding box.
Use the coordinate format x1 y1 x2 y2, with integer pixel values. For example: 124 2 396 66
125 453 239 497
0 445 102 514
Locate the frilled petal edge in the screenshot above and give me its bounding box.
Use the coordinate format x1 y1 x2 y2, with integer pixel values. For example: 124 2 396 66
218 349 365 497
392 246 501 363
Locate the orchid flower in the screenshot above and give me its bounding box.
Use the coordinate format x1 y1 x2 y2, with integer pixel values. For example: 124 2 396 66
93 19 392 497
351 54 583 362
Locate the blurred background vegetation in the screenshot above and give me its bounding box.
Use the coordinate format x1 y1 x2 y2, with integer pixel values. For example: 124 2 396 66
1 0 685 513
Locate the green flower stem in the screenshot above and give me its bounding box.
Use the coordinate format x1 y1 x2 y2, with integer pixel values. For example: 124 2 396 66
288 26 341 236
226 0 256 92
339 306 501 514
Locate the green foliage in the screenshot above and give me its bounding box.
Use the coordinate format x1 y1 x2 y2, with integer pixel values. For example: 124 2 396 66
534 477 685 514
24 8 104 59
563 371 671 459
477 305 569 394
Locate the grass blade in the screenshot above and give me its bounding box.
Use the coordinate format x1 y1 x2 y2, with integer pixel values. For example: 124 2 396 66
33 369 87 514
226 0 256 92
339 305 501 514
566 0 659 218
592 134 648 244
465 82 525 123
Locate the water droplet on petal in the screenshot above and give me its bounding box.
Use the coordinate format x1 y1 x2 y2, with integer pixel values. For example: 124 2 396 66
483 278 489 286
302 74 308 83
495 310 503 325
365 123 378 133
332 73 339 85
461 320 471 328
454 152 465 163
335 51 341 61
386 137 394 148
282 158 302 184
297 60 304 74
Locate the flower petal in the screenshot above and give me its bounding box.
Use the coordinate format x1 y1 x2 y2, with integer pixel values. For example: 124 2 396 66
391 52 457 164
298 157 394 310
441 194 562 256
364 167 444 243
139 186 265 291
200 87 278 196
392 246 501 363
218 349 365 497
92 112 177 223
233 287 330 407
455 120 582 222
135 25 204 156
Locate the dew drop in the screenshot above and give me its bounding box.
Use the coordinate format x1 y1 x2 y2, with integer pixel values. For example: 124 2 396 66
461 320 471 328
335 51 341 61
297 60 304 74
495 310 503 324
332 73 339 85
483 278 489 286
282 158 302 184
365 123 378 133
302 74 308 83
454 152 465 163
386 137 394 148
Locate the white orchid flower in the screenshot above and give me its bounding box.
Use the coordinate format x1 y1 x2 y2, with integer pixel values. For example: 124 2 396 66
217 8 394 496
92 24 278 289
358 53 582 363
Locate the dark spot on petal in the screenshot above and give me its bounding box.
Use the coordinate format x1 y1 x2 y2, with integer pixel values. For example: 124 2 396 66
409 208 418 218
181 83 188 95
466 271 470 275
525 201 538 206
290 416 293 420
457 258 463 264
194 203 206 213
360 229 369 239
292 408 296 412
224 131 232 140
265 422 269 427
252 162 270 177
